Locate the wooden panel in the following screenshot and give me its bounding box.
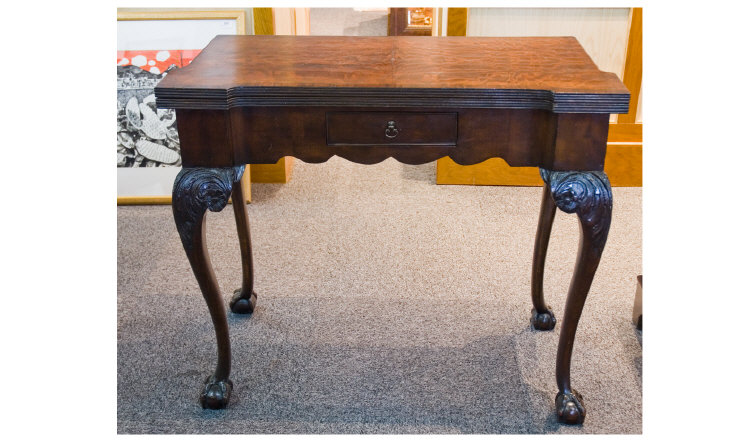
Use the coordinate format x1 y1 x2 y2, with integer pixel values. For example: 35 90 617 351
436 157 543 186
250 160 293 183
608 123 642 142
117 196 173 205
603 144 642 187
618 8 642 124
446 8 467 36
253 8 274 35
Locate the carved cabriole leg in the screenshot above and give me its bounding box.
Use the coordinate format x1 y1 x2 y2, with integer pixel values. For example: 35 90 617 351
229 178 258 314
172 165 245 409
539 168 612 425
531 182 558 330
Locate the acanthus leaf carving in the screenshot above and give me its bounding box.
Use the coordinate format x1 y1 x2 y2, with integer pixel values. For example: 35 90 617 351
540 168 612 253
172 166 245 251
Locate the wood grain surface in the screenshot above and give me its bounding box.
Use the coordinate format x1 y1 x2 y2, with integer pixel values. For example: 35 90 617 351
173 106 609 171
155 35 628 113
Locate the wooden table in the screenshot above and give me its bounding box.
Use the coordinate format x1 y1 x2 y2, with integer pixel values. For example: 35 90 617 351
155 35 629 425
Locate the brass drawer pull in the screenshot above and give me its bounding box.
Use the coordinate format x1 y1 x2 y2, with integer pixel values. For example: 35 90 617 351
385 120 399 139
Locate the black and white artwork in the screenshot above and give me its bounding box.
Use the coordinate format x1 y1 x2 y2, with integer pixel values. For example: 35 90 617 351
117 16 239 198
117 65 181 168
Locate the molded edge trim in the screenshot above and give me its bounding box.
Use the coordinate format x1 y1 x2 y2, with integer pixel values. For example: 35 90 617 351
155 87 629 114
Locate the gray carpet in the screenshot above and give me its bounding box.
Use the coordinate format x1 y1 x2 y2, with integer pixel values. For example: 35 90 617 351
117 158 642 434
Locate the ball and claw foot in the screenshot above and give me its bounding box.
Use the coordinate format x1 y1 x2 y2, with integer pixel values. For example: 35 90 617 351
200 376 233 410
556 389 586 425
229 289 257 314
531 307 556 331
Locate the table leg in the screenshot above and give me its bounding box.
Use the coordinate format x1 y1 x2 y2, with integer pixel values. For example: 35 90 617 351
539 168 612 425
172 165 245 409
229 176 258 314
531 182 558 330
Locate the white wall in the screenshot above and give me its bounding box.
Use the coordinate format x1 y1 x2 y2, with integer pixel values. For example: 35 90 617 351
467 8 631 79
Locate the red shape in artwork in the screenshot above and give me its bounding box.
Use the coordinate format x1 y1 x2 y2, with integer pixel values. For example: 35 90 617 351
117 49 201 74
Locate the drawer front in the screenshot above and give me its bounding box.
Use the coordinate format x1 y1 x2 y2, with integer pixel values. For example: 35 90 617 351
326 112 457 146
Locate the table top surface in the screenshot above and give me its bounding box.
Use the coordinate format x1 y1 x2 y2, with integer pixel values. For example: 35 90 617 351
155 35 629 113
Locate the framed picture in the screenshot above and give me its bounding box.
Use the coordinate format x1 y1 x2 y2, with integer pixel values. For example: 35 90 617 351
388 8 434 36
117 10 250 204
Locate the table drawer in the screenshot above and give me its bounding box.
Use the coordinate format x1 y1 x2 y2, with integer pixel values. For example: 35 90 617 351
326 112 457 146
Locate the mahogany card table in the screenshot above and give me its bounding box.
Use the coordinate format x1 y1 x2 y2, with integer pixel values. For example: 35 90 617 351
155 35 629 425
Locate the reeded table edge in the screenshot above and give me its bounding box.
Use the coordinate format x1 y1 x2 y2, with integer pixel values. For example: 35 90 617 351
154 86 629 114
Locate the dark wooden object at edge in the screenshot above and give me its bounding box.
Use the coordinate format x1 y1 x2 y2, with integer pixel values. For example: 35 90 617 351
158 35 629 424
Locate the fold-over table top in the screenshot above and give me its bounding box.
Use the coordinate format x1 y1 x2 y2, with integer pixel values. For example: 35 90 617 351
155 35 629 113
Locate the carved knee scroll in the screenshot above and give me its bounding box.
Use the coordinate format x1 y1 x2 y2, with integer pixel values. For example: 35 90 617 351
173 166 245 250
539 168 612 255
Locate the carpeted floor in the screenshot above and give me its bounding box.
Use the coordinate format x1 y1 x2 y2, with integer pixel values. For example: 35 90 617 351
117 158 642 434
